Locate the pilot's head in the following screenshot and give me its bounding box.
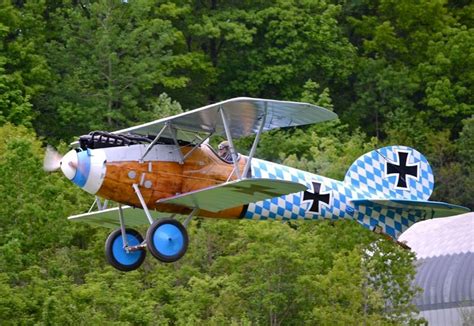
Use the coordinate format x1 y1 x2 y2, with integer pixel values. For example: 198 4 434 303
218 140 229 155
218 141 232 161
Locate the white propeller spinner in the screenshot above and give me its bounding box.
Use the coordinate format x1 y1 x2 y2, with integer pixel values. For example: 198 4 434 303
43 146 78 180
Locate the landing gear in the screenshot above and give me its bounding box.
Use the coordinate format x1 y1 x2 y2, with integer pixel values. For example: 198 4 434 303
146 219 189 263
104 189 196 271
105 228 146 271
105 219 189 271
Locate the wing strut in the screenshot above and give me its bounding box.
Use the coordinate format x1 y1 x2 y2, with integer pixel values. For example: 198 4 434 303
89 196 109 212
242 103 267 178
140 122 169 161
140 121 212 165
169 123 185 164
182 133 212 161
118 204 129 247
219 106 241 179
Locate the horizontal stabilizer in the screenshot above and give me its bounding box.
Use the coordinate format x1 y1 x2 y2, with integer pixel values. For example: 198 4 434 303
158 178 307 212
68 206 168 228
352 199 470 219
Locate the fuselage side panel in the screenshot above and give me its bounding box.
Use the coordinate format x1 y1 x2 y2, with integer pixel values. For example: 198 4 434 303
245 158 355 221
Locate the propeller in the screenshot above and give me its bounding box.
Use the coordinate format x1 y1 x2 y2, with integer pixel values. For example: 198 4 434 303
43 145 63 172
44 146 80 181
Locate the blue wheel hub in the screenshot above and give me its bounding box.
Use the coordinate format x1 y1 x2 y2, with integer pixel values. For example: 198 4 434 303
146 218 188 262
112 233 142 266
152 224 184 256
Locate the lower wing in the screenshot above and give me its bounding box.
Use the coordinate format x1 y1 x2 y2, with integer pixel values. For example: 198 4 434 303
157 178 307 212
69 178 307 227
68 206 167 228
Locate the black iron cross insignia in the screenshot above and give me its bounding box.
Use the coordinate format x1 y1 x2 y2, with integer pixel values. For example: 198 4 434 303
385 150 419 189
302 181 331 214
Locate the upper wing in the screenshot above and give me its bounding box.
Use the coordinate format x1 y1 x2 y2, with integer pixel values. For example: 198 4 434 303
113 97 337 141
352 199 470 218
158 178 307 212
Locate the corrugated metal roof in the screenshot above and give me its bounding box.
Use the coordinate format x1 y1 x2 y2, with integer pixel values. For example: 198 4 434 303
419 306 474 326
398 212 474 319
414 252 474 310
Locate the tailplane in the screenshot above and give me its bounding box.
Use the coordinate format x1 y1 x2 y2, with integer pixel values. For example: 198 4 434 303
351 199 468 219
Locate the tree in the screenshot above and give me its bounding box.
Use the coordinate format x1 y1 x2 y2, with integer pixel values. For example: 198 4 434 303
35 0 194 141
174 0 354 104
219 0 355 101
344 0 473 138
0 1 453 323
429 117 474 208
0 2 50 127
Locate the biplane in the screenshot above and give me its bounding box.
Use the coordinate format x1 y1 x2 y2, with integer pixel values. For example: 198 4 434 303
44 98 470 271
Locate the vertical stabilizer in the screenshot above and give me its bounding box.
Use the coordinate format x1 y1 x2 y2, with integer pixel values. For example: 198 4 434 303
344 146 434 201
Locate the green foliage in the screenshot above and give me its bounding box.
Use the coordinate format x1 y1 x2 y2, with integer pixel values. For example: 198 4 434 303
35 0 196 140
346 59 418 139
429 117 474 207
418 25 474 126
0 2 50 127
254 80 377 180
0 125 91 270
345 0 473 135
219 0 355 100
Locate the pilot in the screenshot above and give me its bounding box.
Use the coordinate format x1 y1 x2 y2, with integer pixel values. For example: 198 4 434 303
218 140 236 163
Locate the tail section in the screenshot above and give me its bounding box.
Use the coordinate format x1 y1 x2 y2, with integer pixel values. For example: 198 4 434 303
345 146 470 239
344 145 434 201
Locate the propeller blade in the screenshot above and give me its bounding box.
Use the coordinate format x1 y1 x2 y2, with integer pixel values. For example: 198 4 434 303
43 145 63 172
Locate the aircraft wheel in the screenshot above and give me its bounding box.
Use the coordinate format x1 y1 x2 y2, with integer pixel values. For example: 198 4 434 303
146 218 188 263
105 228 146 272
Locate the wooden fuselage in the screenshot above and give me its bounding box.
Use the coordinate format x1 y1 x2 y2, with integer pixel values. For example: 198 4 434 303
94 144 247 219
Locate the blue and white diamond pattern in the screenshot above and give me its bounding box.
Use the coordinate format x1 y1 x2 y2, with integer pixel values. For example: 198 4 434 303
354 204 424 238
244 145 435 239
245 159 354 221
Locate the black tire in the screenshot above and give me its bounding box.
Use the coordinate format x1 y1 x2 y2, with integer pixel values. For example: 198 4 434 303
105 228 146 272
146 219 188 263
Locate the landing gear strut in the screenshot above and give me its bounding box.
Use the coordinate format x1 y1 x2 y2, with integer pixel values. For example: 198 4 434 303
104 194 197 271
